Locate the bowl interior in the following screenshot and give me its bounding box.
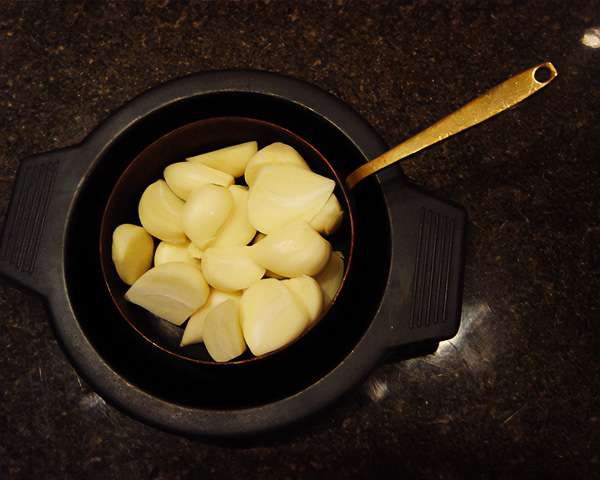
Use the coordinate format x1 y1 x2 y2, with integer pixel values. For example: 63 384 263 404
64 92 392 409
100 117 354 364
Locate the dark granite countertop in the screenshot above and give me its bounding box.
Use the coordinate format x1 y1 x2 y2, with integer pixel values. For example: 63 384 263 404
1 1 598 479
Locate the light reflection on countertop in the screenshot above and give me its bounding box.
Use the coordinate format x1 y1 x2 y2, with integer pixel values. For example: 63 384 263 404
79 392 106 411
365 377 390 403
582 27 600 48
437 299 491 355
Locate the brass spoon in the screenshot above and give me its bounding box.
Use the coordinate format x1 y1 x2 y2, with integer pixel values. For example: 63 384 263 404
346 62 557 189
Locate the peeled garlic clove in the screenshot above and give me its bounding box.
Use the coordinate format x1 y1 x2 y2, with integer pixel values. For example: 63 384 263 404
180 289 242 346
112 224 155 285
309 193 344 236
154 240 200 267
244 142 310 186
250 221 331 277
252 232 285 278
240 278 309 357
203 299 246 362
125 262 210 326
180 310 207 347
281 276 323 324
138 180 186 243
205 185 256 248
247 164 335 234
182 183 234 248
187 141 258 178
201 245 266 292
163 162 234 201
313 250 345 307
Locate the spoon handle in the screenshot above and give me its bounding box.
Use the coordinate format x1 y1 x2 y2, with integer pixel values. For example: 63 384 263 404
346 62 557 190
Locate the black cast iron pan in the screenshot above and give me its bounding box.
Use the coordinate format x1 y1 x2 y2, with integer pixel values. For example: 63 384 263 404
0 70 466 438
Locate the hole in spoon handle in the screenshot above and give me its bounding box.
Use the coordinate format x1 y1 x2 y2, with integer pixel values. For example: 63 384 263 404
533 63 556 84
346 62 557 190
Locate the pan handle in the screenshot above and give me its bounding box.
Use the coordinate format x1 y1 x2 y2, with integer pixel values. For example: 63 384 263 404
375 179 468 350
0 147 79 296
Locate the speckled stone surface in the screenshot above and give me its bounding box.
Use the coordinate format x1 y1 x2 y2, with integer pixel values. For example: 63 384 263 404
1 1 599 479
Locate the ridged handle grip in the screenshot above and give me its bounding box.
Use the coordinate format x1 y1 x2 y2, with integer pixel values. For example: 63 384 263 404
408 207 458 330
375 181 467 350
0 148 76 295
2 158 60 273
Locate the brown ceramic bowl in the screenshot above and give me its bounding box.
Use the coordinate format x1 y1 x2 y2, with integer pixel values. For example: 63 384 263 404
99 116 355 364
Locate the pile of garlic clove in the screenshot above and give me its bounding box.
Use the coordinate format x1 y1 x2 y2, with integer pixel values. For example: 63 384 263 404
111 141 345 362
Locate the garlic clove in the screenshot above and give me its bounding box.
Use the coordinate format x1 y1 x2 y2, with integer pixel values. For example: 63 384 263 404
202 299 247 362
240 278 309 357
187 141 258 178
154 240 200 268
250 221 331 277
163 162 234 201
281 276 323 324
204 185 256 249
138 180 186 243
244 142 310 186
180 289 242 346
309 193 344 236
313 250 345 308
182 183 234 248
201 245 265 292
125 262 210 326
247 164 335 234
111 224 155 285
